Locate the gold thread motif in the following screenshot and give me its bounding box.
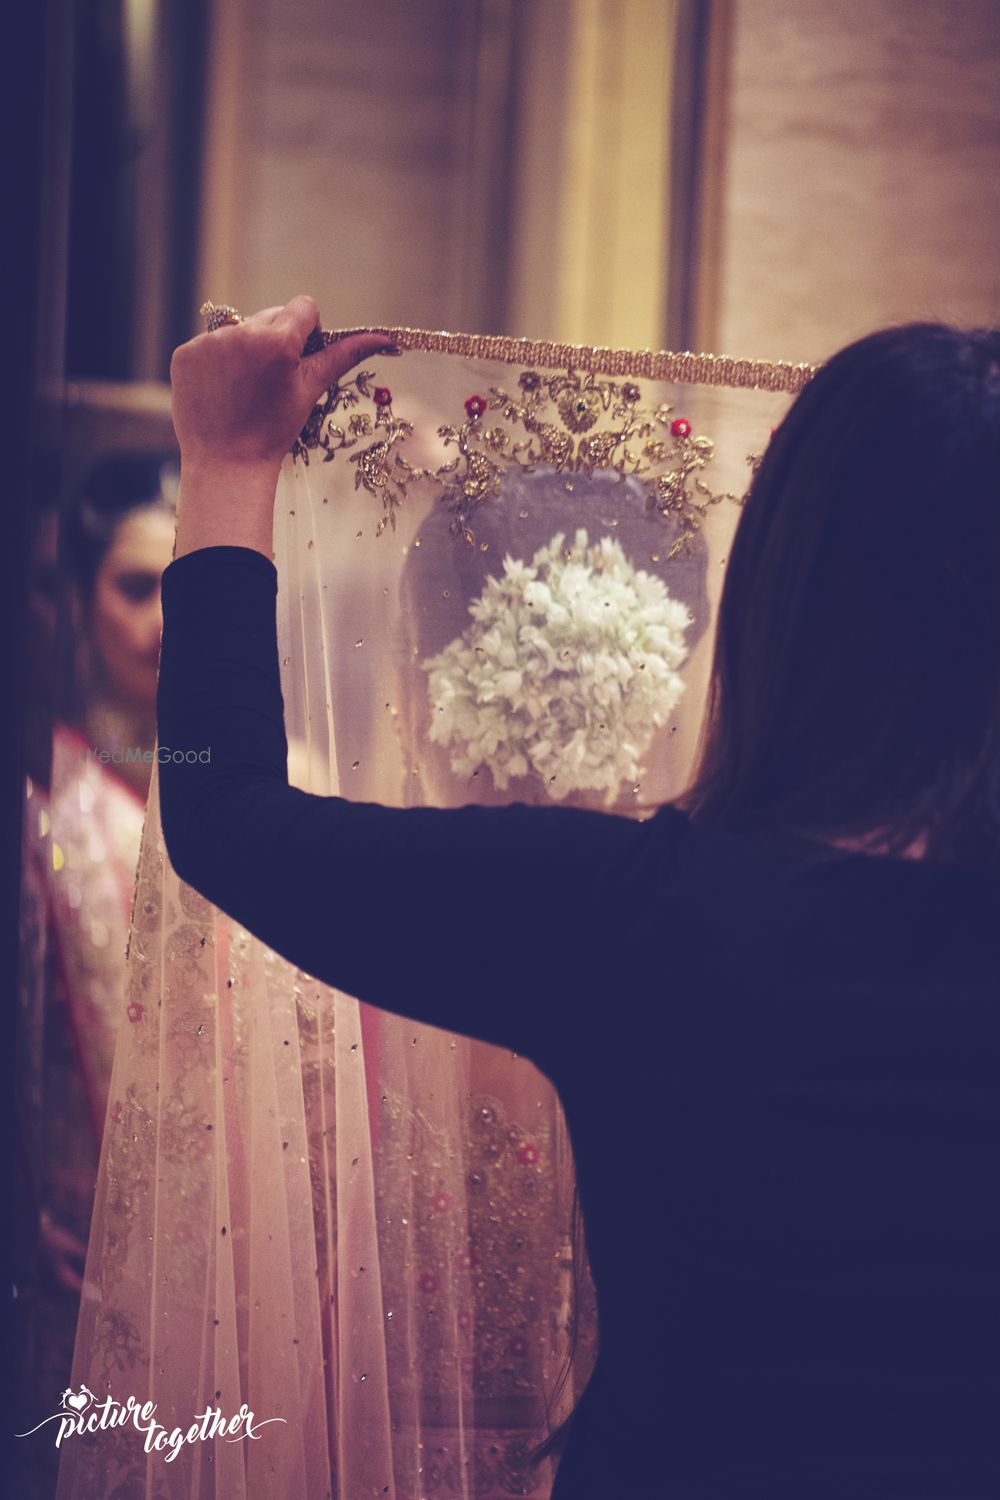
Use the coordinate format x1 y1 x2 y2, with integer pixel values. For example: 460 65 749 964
200 303 819 390
291 374 414 537
296 364 760 556
429 369 750 556
201 303 809 551
359 327 818 393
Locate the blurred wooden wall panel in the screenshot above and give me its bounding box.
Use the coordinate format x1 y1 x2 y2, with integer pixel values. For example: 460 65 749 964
713 0 1000 364
193 0 711 348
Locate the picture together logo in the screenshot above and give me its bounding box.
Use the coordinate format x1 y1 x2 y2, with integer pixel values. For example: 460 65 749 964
16 1385 286 1464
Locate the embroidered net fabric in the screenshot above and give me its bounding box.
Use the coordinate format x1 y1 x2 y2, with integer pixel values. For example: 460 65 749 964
56 327 810 1499
31 728 146 1458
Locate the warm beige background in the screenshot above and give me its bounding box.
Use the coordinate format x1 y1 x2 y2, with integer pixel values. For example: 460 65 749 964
193 0 999 363
199 0 491 332
712 0 1000 363
198 0 686 347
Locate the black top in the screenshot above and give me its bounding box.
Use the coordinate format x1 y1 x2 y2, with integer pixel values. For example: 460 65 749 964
157 544 1000 1499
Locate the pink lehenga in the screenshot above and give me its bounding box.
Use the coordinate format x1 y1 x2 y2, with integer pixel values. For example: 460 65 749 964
40 728 146 1359
54 320 809 1498
47 724 148 1146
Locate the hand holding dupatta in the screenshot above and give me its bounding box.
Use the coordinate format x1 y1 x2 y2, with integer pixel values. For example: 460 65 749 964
170 296 395 560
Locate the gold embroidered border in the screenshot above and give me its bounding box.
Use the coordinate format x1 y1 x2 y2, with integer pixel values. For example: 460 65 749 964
200 304 819 394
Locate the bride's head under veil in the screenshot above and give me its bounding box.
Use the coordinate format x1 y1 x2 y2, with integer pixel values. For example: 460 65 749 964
397 461 712 815
56 323 806 1500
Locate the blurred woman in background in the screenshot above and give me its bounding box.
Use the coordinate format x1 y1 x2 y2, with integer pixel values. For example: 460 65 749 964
41 454 176 1376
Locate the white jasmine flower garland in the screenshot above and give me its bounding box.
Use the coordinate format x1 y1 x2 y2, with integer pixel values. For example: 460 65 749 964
421 528 693 804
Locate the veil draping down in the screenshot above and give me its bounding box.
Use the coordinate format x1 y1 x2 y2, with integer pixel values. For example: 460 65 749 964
55 319 812 1499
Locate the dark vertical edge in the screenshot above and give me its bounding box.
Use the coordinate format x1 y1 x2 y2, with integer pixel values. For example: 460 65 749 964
0 0 58 1490
691 0 734 354
692 0 740 351
64 0 134 379
63 0 210 381
491 0 527 340
665 0 732 354
458 0 521 338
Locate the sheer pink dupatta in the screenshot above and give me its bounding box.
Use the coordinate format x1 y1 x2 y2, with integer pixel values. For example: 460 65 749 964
56 327 805 1499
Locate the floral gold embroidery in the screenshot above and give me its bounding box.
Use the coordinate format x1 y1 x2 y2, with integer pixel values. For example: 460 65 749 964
200 305 813 555
301 364 760 558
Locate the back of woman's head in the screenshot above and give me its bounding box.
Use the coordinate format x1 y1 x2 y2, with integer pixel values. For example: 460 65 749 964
678 322 1000 870
397 464 711 809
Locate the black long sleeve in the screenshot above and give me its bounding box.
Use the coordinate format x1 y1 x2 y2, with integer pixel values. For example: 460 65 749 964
155 545 1000 1496
155 544 679 1065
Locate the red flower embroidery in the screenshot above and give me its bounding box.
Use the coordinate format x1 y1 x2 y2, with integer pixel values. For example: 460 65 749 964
464 394 488 419
373 387 393 408
418 1271 440 1294
127 1001 144 1024
670 417 692 438
516 1141 540 1166
431 1191 451 1213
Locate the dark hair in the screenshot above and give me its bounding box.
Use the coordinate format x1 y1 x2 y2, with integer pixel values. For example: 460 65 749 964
531 322 1000 1470
60 450 178 602
675 323 1000 872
